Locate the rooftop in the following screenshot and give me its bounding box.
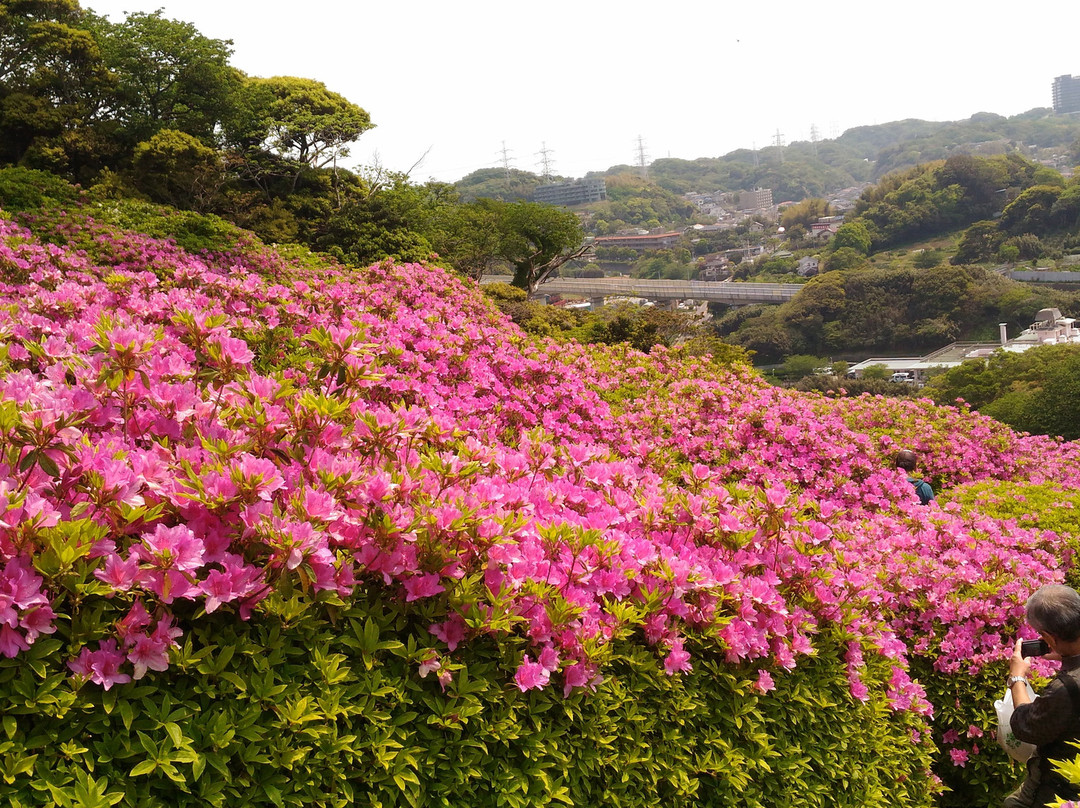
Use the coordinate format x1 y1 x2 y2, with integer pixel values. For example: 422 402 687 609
849 308 1080 377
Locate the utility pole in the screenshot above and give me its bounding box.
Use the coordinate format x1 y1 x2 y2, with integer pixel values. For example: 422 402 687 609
536 142 555 181
635 135 649 179
498 141 514 178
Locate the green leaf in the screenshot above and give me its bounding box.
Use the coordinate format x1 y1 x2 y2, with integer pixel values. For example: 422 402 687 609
36 452 59 478
130 760 158 777
118 701 134 732
164 722 183 748
136 731 157 758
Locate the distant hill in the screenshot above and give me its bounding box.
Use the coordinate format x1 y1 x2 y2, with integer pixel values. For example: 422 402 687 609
457 110 1080 204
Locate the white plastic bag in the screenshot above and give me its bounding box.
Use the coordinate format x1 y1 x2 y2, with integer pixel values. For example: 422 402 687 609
996 683 1037 763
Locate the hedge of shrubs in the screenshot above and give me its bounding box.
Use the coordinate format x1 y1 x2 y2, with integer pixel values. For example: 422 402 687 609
2 193 1080 805
2 590 936 807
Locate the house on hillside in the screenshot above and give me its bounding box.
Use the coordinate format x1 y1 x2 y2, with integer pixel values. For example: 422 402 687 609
699 253 732 281
810 216 844 239
797 256 820 277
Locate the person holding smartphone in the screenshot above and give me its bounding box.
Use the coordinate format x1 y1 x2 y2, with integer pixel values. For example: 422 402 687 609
1004 584 1080 807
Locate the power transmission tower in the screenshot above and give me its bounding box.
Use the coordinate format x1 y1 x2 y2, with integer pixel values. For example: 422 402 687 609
752 141 759 168
809 123 820 158
635 135 649 179
773 129 785 163
536 142 555 181
498 141 514 178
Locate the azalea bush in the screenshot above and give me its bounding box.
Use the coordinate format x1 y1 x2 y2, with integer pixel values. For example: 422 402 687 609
1 201 1079 805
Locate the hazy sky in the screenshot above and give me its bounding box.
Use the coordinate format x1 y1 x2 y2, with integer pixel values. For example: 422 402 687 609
86 1 1077 183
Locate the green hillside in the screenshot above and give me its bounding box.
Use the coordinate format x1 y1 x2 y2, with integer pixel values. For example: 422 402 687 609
459 112 1080 204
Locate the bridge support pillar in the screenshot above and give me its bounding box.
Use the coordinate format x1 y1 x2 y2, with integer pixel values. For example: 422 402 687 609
664 299 678 311
590 297 605 310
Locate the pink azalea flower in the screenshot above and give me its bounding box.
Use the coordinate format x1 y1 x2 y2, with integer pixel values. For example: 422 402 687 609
764 485 789 509
137 524 205 573
233 454 285 500
208 332 254 367
663 638 692 675
514 656 550 691
429 614 467 651
126 632 172 679
116 600 153 645
19 604 56 641
69 640 131 691
0 624 29 658
755 669 776 693
417 651 444 687
200 556 265 613
403 574 444 602
94 553 141 591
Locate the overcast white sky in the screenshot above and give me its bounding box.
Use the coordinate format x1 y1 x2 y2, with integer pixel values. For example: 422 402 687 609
86 1 1077 183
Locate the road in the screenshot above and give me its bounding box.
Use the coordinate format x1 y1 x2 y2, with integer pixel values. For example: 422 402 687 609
481 276 801 304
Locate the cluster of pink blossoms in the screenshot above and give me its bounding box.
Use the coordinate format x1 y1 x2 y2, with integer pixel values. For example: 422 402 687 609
0 209 1077 711
0 557 55 657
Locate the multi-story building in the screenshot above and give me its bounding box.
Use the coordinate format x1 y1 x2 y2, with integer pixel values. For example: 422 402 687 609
1052 75 1080 114
738 188 773 211
592 232 682 251
532 178 608 206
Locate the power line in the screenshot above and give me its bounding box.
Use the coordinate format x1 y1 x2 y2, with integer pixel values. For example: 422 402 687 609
635 135 649 179
498 141 514 178
536 141 555 180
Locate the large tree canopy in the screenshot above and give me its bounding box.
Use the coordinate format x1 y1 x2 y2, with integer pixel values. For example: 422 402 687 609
0 0 111 168
230 76 372 170
90 9 239 147
482 199 585 292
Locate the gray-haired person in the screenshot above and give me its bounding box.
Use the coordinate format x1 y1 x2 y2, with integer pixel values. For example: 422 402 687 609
1004 584 1080 807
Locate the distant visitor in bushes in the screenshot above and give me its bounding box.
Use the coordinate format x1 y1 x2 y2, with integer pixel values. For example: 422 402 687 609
895 449 934 505
1004 585 1080 807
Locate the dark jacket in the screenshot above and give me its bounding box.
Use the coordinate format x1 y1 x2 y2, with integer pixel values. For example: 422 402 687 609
906 476 934 505
1011 656 1080 803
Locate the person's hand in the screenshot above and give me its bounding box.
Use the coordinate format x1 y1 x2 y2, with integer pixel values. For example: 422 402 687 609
1011 638 1033 678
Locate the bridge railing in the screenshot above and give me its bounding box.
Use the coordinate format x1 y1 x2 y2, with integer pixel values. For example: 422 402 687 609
533 277 802 302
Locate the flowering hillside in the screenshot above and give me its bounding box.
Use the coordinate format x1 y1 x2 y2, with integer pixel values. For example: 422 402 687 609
2 207 1079 806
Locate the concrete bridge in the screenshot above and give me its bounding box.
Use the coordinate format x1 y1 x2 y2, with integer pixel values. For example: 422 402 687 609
481 276 802 306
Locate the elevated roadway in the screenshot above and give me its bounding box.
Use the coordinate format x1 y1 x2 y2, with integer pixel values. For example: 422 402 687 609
532 277 802 305
480 275 801 304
